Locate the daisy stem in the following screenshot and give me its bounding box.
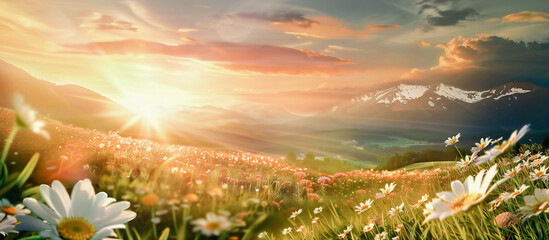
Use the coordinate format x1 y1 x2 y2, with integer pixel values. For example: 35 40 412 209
454 145 464 160
151 207 158 239
172 205 179 236
0 126 18 186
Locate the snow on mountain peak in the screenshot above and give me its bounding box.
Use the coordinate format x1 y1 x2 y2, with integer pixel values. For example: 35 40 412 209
434 83 489 103
338 82 534 112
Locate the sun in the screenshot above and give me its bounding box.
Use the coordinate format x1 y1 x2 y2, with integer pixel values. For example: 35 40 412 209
119 97 172 141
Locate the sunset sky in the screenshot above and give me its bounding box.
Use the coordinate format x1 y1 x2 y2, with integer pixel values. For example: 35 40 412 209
1 0 548 115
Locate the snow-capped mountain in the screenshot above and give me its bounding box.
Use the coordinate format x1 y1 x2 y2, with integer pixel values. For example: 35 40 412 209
333 83 534 113
318 82 549 132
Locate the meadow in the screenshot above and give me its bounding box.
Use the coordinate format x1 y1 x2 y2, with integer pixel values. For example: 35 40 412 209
0 97 549 240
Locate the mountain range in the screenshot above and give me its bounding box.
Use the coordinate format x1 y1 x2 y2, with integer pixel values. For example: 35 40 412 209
1 59 548 162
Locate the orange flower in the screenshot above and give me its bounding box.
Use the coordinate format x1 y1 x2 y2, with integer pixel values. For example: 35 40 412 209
141 194 160 206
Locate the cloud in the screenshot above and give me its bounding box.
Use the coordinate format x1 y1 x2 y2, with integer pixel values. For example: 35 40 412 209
502 11 549 23
236 11 319 28
60 39 366 75
399 35 549 88
80 13 138 32
233 11 400 39
417 0 478 29
418 40 431 47
367 25 402 31
274 16 371 39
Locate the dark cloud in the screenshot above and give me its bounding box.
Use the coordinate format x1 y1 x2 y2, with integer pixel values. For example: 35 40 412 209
417 0 478 28
401 36 549 89
426 8 478 26
236 11 318 28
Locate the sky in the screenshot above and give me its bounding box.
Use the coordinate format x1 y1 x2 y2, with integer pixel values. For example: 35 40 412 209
0 0 548 115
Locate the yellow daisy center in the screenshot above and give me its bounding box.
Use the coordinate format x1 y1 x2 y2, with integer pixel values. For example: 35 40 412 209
450 193 483 212
57 217 96 240
1 205 17 215
532 201 549 214
206 222 222 231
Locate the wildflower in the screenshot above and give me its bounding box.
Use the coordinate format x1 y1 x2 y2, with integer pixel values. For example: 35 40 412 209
518 188 549 222
363 223 375 232
388 203 404 217
423 164 502 223
513 150 531 163
510 185 530 198
282 227 292 235
289 209 302 219
184 193 199 203
354 199 374 214
494 212 518 228
414 194 429 208
392 237 400 240
395 224 403 232
475 125 529 165
489 192 511 210
13 94 49 139
444 133 460 146
191 212 232 236
258 231 267 238
141 193 160 206
314 206 323 214
0 198 30 219
530 166 548 181
0 216 17 236
15 179 136 239
376 182 396 198
471 137 492 152
312 217 319 223
374 232 388 240
457 154 476 168
296 225 305 232
503 165 522 179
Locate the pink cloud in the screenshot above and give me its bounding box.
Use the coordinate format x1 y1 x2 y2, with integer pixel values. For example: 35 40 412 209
61 40 366 75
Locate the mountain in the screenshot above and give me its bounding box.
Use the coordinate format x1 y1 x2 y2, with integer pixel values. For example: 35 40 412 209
0 60 301 149
325 82 549 132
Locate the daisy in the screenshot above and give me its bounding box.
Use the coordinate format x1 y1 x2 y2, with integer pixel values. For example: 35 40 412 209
282 227 292 235
509 185 530 199
311 217 319 223
530 166 548 181
388 203 404 217
289 209 302 219
489 192 511 211
0 216 17 236
457 154 476 168
296 225 305 232
423 164 503 223
354 199 374 214
513 150 531 163
376 183 396 198
414 194 429 208
192 212 232 236
445 133 460 146
503 165 522 179
314 206 323 214
471 137 492 152
15 179 136 240
258 231 268 238
393 237 400 240
13 93 49 139
374 232 388 240
474 125 529 165
0 198 30 220
518 188 549 222
363 223 375 232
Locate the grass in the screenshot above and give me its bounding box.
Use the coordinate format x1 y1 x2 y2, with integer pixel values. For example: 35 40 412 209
1 107 548 240
398 161 456 171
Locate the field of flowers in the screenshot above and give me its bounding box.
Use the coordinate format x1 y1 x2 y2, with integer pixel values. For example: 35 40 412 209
1 95 549 240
